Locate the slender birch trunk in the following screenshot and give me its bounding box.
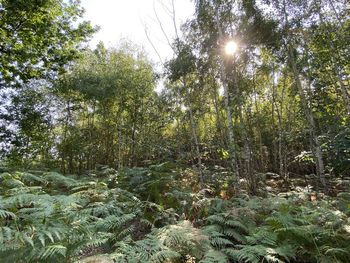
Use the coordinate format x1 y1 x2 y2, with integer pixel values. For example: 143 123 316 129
282 0 327 191
215 9 240 193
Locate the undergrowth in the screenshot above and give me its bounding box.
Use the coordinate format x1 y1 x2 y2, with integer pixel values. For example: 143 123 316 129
0 165 349 262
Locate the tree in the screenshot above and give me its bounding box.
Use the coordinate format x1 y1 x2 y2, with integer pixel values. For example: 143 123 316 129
0 0 95 86
0 81 55 166
54 43 159 172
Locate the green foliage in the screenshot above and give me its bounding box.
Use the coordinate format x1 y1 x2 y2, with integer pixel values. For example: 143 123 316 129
203 212 249 247
118 163 178 203
199 250 228 263
1 168 350 262
1 0 350 262
0 170 151 262
52 43 161 172
2 0 349 185
202 195 350 263
325 128 350 175
0 0 95 85
112 220 210 263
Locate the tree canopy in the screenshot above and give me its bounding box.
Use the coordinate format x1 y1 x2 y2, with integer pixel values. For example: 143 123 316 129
0 0 95 85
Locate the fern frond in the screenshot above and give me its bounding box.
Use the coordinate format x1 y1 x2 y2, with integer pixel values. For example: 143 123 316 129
116 225 135 240
272 244 296 261
140 218 154 228
99 214 135 231
151 249 181 263
21 233 35 247
246 228 277 246
224 245 265 263
21 172 47 186
210 237 234 248
199 250 229 263
44 172 78 189
0 226 14 245
222 228 246 243
38 244 67 259
70 232 112 258
225 219 249 233
265 212 296 230
0 209 16 219
206 214 226 225
321 246 350 258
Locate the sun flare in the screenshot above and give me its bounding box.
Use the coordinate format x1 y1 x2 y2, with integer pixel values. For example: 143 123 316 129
225 41 237 55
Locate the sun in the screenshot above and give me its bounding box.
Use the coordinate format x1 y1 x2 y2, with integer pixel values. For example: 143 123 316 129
225 41 237 55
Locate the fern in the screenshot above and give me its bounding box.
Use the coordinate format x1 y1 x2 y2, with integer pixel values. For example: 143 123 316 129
224 244 295 263
265 212 298 230
151 249 182 263
199 250 229 263
42 244 67 259
221 228 246 243
0 209 16 219
210 237 234 248
204 212 250 248
20 172 47 186
1 169 350 263
99 214 135 231
224 246 264 263
113 221 210 262
44 172 78 190
69 232 112 258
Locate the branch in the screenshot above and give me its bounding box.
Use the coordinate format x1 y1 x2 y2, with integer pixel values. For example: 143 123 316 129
143 22 164 66
153 0 175 53
171 0 179 40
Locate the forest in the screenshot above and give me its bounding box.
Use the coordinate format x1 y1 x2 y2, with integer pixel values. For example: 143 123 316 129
0 0 349 262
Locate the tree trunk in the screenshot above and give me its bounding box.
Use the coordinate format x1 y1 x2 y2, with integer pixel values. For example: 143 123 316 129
210 78 226 149
288 45 327 191
273 67 287 179
215 9 240 193
182 78 204 186
282 0 327 191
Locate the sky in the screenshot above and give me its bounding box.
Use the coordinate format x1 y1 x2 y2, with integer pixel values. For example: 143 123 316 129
80 0 195 65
